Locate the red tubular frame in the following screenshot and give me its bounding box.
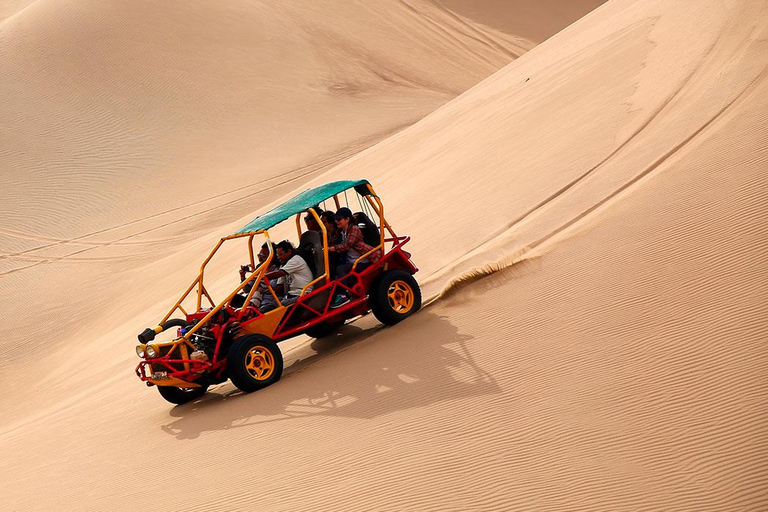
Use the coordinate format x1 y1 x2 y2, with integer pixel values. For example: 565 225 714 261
135 236 417 385
251 235 416 341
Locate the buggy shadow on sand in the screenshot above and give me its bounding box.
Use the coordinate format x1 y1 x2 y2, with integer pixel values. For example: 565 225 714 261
135 180 421 405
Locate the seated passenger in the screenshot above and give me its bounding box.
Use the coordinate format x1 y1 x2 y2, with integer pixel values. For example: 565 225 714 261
303 206 324 233
232 242 278 308
259 240 314 313
329 207 381 307
321 210 342 246
321 210 342 278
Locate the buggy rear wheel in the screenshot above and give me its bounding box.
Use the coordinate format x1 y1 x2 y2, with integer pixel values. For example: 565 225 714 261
369 270 421 326
227 334 283 393
157 384 208 405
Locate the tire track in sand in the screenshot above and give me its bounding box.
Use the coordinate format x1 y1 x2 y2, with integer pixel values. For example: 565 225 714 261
429 29 767 296
0 124 408 275
526 63 768 254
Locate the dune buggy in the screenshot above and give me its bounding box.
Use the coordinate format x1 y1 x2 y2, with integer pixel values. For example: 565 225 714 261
135 180 421 404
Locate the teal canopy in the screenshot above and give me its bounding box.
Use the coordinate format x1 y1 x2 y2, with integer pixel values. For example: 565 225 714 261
234 179 371 235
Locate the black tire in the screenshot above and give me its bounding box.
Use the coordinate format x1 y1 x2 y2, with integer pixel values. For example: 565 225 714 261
227 334 283 393
157 384 208 405
305 319 345 339
369 270 422 326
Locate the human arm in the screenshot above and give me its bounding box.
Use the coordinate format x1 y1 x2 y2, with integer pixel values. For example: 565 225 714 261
264 269 288 281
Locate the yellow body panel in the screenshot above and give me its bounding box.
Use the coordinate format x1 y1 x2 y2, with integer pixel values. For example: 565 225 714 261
240 307 287 338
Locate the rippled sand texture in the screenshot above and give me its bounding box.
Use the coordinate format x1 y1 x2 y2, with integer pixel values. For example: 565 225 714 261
2 0 766 510
0 0 532 364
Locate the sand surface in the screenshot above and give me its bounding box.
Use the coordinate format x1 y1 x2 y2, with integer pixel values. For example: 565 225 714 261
437 0 608 43
0 0 531 364
2 0 767 510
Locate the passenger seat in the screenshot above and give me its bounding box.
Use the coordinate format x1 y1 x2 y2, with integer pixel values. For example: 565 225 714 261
298 231 325 279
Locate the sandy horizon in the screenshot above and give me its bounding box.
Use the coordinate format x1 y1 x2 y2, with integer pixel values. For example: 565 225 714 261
1 0 766 510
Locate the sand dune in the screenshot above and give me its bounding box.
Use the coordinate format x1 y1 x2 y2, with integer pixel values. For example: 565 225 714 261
0 0 33 22
2 0 766 510
0 0 533 368
324 0 768 297
0 0 526 238
438 0 609 43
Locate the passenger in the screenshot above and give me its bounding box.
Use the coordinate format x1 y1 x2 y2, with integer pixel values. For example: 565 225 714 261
321 210 342 279
259 240 314 313
329 207 381 307
232 242 278 308
303 206 323 233
321 211 342 246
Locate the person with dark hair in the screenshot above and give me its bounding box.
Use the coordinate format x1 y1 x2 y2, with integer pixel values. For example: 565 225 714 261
321 210 341 245
233 242 279 308
329 207 381 307
247 242 278 278
321 210 342 278
259 240 314 313
251 242 280 306
303 206 323 233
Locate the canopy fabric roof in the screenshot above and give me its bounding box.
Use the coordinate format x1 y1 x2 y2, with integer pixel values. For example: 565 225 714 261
234 179 370 235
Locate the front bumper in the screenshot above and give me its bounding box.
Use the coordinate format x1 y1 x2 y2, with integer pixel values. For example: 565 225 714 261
135 358 210 387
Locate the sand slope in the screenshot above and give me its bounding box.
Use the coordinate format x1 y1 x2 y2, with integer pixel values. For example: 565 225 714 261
438 0 609 43
0 0 33 23
2 0 766 510
0 0 534 368
323 0 768 299
0 0 528 239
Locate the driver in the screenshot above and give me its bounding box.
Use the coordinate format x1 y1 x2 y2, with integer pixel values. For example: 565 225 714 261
232 242 278 308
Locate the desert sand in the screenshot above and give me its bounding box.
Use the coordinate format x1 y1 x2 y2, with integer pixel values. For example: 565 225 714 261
1 0 767 510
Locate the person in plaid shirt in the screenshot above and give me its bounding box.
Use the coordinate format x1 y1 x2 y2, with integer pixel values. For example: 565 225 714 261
329 207 381 307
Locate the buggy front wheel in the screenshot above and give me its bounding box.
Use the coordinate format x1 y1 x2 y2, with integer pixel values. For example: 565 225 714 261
157 384 208 405
227 334 283 393
369 270 422 326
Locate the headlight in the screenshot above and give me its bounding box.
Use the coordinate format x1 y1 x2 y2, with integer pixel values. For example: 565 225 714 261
135 345 146 358
145 344 158 358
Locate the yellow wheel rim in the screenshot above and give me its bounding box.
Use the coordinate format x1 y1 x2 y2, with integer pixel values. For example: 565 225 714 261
387 280 414 314
244 345 275 381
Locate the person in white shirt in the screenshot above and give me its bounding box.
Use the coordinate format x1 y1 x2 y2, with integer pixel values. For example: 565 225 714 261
259 240 313 313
